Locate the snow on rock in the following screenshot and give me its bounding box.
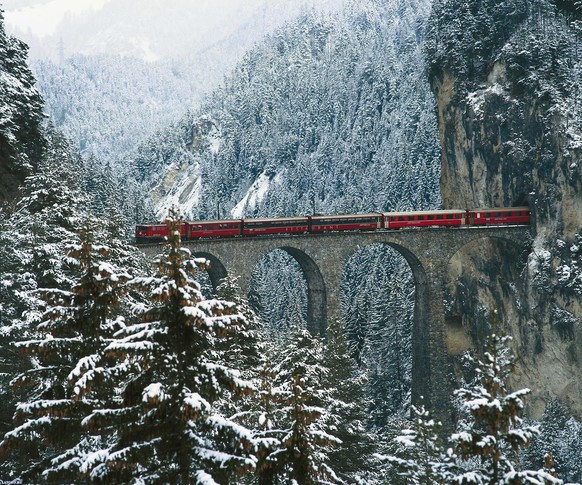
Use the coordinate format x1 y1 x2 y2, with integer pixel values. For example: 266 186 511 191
467 82 507 119
231 171 282 218
153 161 201 220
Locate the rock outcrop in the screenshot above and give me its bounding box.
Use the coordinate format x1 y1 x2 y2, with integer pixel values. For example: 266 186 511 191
426 0 582 418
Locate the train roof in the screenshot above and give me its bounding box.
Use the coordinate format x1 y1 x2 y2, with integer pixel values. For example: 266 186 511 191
470 207 529 212
186 218 241 224
136 219 242 227
310 213 381 219
382 209 465 216
242 216 309 223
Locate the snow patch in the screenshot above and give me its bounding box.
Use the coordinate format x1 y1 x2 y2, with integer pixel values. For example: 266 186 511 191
142 383 167 404
155 162 202 219
129 36 159 63
231 171 282 218
467 83 506 118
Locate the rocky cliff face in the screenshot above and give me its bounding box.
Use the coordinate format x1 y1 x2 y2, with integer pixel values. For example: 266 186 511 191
427 0 582 418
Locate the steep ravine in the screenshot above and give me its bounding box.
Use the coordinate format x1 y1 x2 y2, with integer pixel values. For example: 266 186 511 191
427 0 582 418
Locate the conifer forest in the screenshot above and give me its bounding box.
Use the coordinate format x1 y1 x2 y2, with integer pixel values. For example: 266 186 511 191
0 0 581 483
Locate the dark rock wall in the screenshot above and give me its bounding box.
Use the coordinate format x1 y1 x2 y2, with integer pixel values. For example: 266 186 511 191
426 0 582 417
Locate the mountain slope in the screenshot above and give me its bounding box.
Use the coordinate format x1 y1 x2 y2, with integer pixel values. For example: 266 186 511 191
139 0 441 220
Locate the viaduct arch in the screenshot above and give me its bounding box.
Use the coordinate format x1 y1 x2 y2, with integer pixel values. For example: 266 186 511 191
139 225 531 422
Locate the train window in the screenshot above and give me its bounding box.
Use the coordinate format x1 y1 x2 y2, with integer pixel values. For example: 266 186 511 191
437 215 443 219
515 211 521 216
495 212 501 217
399 216 405 221
446 214 453 219
427 215 434 220
485 212 492 218
505 212 512 217
418 215 424 220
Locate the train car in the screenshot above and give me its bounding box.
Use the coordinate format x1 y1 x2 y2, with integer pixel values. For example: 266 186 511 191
242 216 309 236
468 207 530 226
310 213 381 232
186 219 242 239
135 207 531 242
383 210 466 229
135 223 172 242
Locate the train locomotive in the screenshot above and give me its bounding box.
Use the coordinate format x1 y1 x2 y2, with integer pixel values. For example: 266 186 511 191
135 207 530 242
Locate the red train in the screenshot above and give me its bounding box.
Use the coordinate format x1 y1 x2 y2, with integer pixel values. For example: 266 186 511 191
135 207 530 242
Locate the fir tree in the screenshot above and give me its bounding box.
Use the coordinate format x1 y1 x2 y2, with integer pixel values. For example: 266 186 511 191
324 318 376 483
84 213 256 484
268 327 341 484
449 333 561 484
383 332 569 484
382 403 453 485
0 221 130 482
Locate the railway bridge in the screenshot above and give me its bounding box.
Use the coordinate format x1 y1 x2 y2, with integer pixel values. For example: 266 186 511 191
139 225 531 420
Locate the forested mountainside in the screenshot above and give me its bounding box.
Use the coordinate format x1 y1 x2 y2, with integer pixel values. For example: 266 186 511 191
24 0 341 163
131 0 439 425
33 55 207 162
426 0 582 421
0 10 43 202
134 0 441 220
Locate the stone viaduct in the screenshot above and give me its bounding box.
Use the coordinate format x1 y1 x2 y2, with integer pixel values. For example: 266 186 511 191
139 225 531 419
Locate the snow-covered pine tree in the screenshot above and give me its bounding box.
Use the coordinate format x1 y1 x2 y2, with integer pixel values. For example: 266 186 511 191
0 142 87 480
0 8 45 201
249 358 287 485
214 275 264 375
382 403 453 485
324 317 377 483
522 397 582 483
450 333 562 484
84 212 256 484
267 327 341 484
0 220 130 483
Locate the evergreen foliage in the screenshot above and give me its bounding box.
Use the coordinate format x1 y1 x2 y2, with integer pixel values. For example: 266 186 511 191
0 133 87 481
323 318 377 483
0 221 130 482
342 245 414 425
384 333 564 485
83 213 255 483
385 403 451 485
0 8 45 200
266 328 341 484
523 398 582 484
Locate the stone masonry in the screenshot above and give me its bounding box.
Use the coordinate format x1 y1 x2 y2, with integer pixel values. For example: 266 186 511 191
139 225 531 424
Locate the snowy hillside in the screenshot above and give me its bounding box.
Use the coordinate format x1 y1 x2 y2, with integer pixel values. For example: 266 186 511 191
6 0 343 163
136 0 441 221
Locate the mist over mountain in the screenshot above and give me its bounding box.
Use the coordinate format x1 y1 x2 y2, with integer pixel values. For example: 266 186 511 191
4 0 343 62
4 0 343 163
